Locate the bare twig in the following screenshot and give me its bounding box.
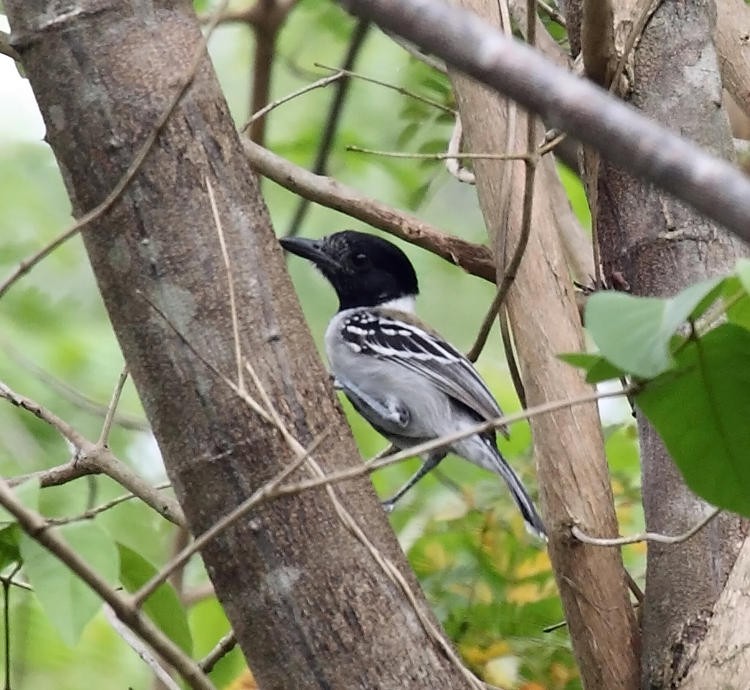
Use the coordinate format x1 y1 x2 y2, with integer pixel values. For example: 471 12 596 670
314 63 455 115
207 178 244 390
1 379 184 526
0 10 226 300
466 0 539 363
103 604 181 690
572 508 722 547
0 31 21 62
0 380 89 450
97 366 130 447
286 21 371 237
46 483 172 526
0 478 215 690
347 145 530 161
243 139 496 281
247 0 298 144
242 71 346 132
199 630 237 673
238 385 634 505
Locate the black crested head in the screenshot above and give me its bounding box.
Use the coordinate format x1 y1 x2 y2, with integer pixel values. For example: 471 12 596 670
280 230 419 310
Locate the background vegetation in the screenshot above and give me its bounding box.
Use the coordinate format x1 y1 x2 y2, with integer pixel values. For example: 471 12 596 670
0 1 663 687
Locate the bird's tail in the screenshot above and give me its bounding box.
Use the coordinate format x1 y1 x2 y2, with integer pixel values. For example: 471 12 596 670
482 440 546 540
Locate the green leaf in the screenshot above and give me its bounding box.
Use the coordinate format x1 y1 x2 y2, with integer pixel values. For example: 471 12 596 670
0 525 21 572
637 323 750 516
725 273 750 331
0 478 40 526
117 544 193 655
557 352 626 383
19 522 119 646
586 277 724 378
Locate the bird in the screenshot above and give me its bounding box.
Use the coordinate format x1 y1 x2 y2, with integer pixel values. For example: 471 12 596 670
280 230 545 538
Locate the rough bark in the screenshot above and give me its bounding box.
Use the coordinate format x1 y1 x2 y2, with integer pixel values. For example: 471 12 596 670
679 540 750 689
4 2 473 689
592 2 749 687
715 0 750 121
447 2 640 688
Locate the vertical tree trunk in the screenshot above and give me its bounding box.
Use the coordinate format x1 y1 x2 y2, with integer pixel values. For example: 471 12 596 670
447 2 640 688
5 2 474 688
594 2 748 686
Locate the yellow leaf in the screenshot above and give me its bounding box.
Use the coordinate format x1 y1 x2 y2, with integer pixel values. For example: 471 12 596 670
514 550 552 578
460 639 510 666
550 661 579 684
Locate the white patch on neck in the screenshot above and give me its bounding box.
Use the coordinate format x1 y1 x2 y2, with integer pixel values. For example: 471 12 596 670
381 295 416 313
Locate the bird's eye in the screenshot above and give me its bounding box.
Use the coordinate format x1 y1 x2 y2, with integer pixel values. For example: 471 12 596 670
352 253 369 267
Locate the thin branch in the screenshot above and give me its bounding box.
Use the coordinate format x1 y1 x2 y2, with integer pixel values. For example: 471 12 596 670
466 0 539 363
207 178 244 391
0 380 89 450
97 366 129 447
0 478 215 690
2 563 21 690
571 508 722 547
314 63 456 115
242 139 496 281
2 378 184 526
286 20 371 237
199 630 237 673
0 10 226 300
247 0 298 143
241 70 346 132
195 385 634 509
0 31 21 62
338 0 750 245
46 483 172 526
103 604 181 690
538 0 566 26
346 145 531 162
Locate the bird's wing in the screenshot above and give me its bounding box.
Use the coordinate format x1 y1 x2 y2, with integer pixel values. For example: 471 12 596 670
341 309 507 433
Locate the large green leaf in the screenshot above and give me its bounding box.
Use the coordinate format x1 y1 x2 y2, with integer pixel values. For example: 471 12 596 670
0 525 21 572
586 277 724 378
19 522 119 646
637 323 750 516
117 543 193 655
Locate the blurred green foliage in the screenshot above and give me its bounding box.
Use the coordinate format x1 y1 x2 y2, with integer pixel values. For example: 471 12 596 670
0 2 641 689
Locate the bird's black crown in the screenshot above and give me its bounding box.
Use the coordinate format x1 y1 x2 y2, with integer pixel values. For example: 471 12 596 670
281 230 419 310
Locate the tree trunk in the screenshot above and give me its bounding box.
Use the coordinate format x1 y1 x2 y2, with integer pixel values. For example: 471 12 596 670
4 2 474 688
446 2 640 688
593 2 749 687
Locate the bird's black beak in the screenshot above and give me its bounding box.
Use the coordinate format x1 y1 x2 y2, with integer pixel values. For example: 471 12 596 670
280 236 341 272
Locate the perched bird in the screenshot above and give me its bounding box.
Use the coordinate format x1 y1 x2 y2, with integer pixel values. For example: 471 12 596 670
281 230 545 538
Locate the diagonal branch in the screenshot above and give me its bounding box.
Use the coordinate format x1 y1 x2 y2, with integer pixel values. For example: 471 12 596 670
0 477 214 690
243 139 496 280
339 0 750 244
